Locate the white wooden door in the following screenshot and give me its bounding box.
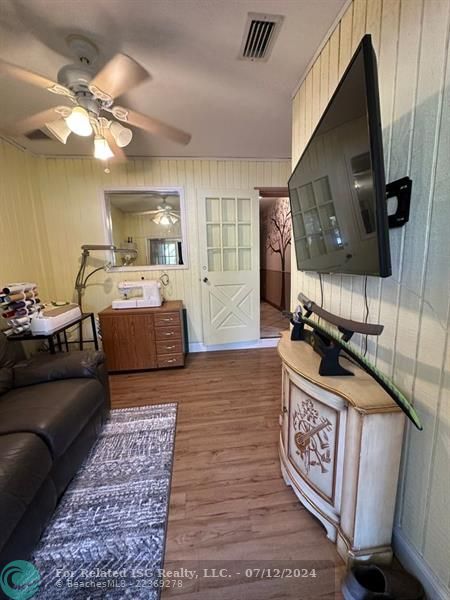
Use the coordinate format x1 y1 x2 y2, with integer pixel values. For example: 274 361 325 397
199 190 260 345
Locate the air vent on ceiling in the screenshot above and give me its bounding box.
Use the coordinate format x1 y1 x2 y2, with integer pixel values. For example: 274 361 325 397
239 13 284 62
25 129 52 141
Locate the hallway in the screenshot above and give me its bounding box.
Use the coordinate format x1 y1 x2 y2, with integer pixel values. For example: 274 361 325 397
260 301 288 339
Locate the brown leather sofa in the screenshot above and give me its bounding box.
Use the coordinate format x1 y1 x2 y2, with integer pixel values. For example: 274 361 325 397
0 333 110 567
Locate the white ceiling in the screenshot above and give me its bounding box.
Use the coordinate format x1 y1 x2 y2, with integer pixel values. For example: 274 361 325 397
0 0 346 159
108 192 180 213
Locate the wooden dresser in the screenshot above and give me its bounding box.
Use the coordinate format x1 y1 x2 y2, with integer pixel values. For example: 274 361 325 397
278 332 405 565
99 300 185 372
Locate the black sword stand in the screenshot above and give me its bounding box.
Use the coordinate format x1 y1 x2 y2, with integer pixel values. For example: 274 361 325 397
312 330 354 377
291 309 354 376
290 305 314 341
287 298 384 377
290 318 305 341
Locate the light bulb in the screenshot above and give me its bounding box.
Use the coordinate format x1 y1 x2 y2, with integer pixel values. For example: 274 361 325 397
65 107 93 137
160 215 170 225
94 135 114 160
110 121 133 147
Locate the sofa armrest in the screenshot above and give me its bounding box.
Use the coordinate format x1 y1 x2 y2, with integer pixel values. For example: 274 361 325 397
12 351 107 389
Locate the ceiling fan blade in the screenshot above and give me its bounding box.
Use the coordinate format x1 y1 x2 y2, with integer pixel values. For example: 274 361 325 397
89 54 150 100
3 107 63 136
0 59 72 97
103 128 127 162
115 107 191 145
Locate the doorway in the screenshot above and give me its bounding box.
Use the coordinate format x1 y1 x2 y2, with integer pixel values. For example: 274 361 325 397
259 196 291 338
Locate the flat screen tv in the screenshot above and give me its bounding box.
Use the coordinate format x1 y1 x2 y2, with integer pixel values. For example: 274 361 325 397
288 34 391 277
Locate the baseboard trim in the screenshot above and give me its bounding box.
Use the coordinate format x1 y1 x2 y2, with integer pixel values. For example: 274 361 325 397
189 338 279 353
393 526 449 600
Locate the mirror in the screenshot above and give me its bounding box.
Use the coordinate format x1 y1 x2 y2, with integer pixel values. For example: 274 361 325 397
104 188 188 270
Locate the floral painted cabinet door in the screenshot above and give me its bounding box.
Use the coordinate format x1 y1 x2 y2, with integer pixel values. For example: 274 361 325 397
282 363 348 535
289 387 338 504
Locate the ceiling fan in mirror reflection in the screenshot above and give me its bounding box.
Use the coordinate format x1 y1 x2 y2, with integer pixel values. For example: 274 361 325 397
134 198 180 226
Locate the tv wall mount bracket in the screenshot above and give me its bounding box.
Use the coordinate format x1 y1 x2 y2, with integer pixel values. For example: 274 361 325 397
386 176 412 228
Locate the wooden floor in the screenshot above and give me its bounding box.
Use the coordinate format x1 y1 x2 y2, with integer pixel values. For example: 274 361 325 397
110 348 344 599
260 301 287 339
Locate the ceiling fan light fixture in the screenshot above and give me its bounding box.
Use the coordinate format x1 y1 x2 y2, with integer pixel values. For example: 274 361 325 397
110 121 133 148
94 135 114 160
45 118 71 144
65 106 93 136
152 213 179 226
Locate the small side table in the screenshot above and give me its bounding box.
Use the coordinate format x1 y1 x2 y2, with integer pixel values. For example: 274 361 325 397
7 312 98 354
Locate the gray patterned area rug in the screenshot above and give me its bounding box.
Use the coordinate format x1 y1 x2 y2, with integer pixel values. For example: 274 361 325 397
32 403 177 599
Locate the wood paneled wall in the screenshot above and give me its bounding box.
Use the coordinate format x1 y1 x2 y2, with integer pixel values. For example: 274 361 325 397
31 156 290 343
0 140 52 298
0 141 290 343
291 0 450 594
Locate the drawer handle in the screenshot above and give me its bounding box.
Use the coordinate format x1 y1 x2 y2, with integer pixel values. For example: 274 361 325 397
164 332 175 336
167 358 177 363
162 317 174 322
165 345 176 350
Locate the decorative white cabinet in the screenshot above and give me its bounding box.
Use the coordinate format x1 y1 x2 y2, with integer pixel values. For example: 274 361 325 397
278 332 405 565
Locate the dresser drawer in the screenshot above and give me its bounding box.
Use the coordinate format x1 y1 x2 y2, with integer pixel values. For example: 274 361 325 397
156 339 183 355
154 312 181 327
155 325 181 341
157 354 184 368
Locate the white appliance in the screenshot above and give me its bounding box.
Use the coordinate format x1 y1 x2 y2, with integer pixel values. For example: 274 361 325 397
112 280 162 309
30 304 82 334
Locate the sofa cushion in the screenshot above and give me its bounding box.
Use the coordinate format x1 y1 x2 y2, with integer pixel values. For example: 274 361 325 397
0 378 104 458
0 333 14 368
13 350 106 388
0 433 53 551
0 367 12 396
0 334 14 395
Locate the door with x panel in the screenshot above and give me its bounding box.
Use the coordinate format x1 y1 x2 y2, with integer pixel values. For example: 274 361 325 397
199 190 260 345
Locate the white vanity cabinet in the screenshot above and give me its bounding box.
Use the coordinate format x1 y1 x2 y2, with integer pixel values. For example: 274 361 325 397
278 332 405 565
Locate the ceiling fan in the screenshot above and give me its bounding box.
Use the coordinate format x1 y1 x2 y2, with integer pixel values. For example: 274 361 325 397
135 197 180 226
0 35 191 162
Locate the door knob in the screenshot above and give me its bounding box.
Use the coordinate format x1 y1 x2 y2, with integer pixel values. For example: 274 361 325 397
203 277 209 283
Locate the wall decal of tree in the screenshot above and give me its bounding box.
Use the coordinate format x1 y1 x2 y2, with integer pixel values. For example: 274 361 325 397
264 198 292 311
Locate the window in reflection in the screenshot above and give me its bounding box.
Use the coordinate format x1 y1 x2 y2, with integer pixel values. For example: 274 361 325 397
149 239 183 266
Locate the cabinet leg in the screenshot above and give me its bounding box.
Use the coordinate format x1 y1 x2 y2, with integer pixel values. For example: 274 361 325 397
280 461 292 488
337 531 393 566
